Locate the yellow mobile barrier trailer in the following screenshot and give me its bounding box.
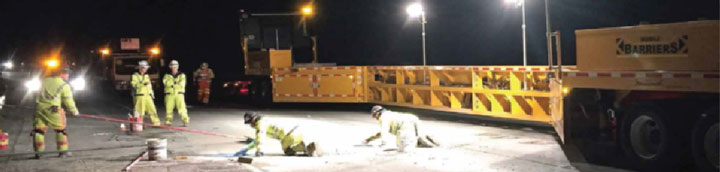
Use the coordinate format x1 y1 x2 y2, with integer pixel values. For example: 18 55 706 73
246 21 719 171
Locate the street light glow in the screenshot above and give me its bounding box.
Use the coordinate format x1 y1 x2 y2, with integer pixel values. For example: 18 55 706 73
301 5 313 16
504 0 523 7
101 48 110 55
406 3 424 18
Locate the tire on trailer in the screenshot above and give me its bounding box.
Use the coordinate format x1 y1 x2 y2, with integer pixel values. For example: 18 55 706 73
619 104 681 171
691 106 719 172
249 79 272 107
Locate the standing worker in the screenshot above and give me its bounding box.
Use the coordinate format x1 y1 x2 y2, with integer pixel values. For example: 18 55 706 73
163 60 189 127
193 62 214 105
131 60 160 126
32 67 80 159
363 105 440 152
235 112 321 157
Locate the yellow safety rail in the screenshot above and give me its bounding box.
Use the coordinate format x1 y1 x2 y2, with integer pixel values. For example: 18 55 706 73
367 66 555 123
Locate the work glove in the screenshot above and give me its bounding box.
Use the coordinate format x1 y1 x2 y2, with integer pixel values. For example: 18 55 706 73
72 111 80 116
234 148 249 156
144 82 149 85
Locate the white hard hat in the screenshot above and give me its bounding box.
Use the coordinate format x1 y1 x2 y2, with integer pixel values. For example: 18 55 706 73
169 60 179 67
138 60 150 69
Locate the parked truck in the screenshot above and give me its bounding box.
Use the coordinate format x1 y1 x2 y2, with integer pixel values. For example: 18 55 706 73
238 11 718 171
96 38 164 92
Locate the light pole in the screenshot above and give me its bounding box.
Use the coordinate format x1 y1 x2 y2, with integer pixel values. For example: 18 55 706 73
505 0 529 89
504 0 527 68
406 3 426 67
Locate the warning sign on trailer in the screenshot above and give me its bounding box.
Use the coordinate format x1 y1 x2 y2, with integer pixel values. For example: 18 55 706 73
120 38 140 50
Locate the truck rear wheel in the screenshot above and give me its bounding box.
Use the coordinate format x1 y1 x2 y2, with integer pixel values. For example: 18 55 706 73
620 104 680 171
249 79 272 106
691 107 719 172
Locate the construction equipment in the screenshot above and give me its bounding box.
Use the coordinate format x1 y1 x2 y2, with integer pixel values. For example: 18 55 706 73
97 38 164 92
241 20 718 171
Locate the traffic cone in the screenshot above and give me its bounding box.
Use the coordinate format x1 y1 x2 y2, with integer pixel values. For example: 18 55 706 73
0 131 8 150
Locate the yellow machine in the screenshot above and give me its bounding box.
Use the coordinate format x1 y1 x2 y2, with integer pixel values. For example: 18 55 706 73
258 21 719 171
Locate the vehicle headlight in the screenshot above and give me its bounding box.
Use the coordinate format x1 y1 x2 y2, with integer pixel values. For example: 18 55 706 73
25 78 41 91
71 78 86 91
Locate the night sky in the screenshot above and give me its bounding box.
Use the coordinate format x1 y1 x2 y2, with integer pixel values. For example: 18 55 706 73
0 0 717 82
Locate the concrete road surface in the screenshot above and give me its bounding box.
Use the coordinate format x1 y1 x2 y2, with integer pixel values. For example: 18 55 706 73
0 89 631 172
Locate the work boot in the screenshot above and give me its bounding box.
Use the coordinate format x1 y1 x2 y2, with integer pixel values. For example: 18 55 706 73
33 153 42 160
182 123 188 127
306 142 322 157
59 152 72 158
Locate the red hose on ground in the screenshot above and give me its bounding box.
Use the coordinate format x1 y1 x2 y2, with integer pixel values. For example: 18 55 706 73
78 114 244 140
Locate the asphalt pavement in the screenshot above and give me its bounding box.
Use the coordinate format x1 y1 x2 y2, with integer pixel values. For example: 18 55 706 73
0 88 632 172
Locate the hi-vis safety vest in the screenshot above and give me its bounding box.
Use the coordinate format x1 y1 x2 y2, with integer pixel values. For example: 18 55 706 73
131 72 153 96
36 76 78 113
163 73 186 94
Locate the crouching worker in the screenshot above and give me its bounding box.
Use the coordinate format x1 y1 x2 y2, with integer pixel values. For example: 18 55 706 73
235 112 321 157
363 105 439 152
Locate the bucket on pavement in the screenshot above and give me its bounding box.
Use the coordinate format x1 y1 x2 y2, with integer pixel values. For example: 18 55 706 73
129 112 143 133
146 138 167 160
0 131 8 150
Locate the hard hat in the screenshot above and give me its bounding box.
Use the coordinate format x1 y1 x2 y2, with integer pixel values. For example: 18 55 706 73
169 60 179 67
138 60 150 69
244 112 261 124
201 62 209 68
371 105 385 115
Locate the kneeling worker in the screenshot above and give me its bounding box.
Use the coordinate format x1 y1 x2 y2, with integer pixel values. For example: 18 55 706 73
363 105 439 152
236 112 321 157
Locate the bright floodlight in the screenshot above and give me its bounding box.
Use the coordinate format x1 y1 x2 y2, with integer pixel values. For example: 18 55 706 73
3 61 12 69
406 3 424 18
504 0 523 7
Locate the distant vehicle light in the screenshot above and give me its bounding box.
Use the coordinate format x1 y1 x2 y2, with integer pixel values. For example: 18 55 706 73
150 48 160 55
71 77 86 91
101 49 110 55
46 59 59 68
3 62 12 69
25 77 41 91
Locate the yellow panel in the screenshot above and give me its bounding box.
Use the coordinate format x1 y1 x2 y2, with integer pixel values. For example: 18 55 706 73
269 50 292 68
273 75 313 96
449 92 462 109
273 66 366 103
317 75 355 96
411 90 424 105
576 21 718 71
